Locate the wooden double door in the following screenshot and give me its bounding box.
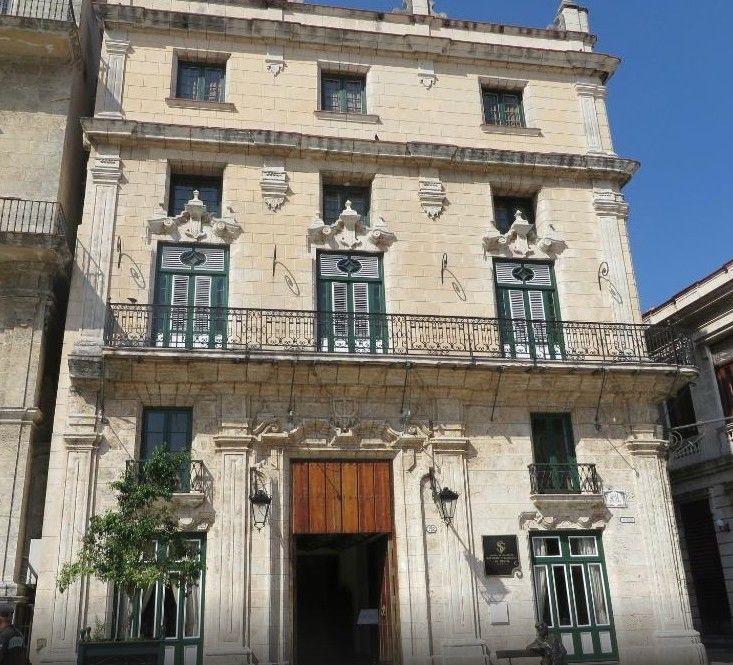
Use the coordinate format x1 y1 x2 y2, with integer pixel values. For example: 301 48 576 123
291 461 398 665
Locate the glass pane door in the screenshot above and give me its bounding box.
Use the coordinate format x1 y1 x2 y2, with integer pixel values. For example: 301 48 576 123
531 533 617 662
495 260 563 360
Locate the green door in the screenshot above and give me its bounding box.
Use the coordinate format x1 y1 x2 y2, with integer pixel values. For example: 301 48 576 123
495 260 563 360
114 536 206 665
531 532 618 662
531 413 579 493
155 244 228 349
317 252 386 353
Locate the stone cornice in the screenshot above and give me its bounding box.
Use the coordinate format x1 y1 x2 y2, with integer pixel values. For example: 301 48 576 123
82 118 640 184
97 4 616 81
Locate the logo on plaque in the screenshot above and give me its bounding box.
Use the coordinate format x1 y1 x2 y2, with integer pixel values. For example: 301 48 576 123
482 535 520 577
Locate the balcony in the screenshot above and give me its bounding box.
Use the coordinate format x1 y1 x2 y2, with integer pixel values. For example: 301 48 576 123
528 463 604 511
0 197 70 261
125 459 209 508
104 303 694 367
0 0 77 58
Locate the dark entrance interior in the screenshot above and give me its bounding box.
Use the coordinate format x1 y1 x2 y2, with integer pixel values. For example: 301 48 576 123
295 533 393 665
679 498 732 634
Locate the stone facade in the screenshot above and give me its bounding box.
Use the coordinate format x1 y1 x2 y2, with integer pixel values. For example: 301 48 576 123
645 261 733 638
0 0 99 640
29 1 704 664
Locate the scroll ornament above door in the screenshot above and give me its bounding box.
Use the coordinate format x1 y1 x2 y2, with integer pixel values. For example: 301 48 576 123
483 209 566 258
308 200 397 251
147 190 242 243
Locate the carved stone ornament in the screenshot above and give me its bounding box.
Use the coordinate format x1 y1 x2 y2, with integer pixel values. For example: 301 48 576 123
265 46 285 76
308 201 396 251
418 60 437 89
418 176 446 219
260 162 288 210
147 190 242 243
483 209 567 258
519 505 610 532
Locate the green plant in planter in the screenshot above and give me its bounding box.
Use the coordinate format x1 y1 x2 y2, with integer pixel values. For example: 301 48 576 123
58 448 204 637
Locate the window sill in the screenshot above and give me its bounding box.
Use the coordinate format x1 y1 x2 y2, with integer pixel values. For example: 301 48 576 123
480 123 542 137
165 97 237 112
314 110 381 124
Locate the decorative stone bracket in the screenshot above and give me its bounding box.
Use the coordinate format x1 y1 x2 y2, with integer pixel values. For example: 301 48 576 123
147 191 242 243
418 175 446 219
260 161 288 210
483 209 566 258
418 60 437 89
265 46 285 76
308 201 396 251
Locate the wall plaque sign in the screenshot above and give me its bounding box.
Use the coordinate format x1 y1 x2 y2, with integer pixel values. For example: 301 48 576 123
482 535 520 576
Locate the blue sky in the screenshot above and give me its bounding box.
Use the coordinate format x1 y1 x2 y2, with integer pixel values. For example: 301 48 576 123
307 0 733 310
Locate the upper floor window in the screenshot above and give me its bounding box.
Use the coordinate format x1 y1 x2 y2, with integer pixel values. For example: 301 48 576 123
493 196 535 235
323 184 370 226
321 74 366 114
482 89 525 128
176 61 225 102
169 174 222 217
666 385 699 438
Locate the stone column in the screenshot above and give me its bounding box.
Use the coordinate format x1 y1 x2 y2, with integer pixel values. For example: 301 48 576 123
593 189 637 323
97 33 130 119
206 434 253 665
429 437 486 665
576 84 612 155
47 423 101 662
393 439 433 665
0 407 41 608
626 433 706 665
247 439 288 665
69 146 122 355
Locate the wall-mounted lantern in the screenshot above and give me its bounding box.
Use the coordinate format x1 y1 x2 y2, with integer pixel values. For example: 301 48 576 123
250 487 272 530
429 467 459 526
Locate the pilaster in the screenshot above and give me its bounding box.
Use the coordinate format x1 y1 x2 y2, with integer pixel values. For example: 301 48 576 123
626 435 706 664
576 84 608 154
97 34 130 119
594 188 636 323
70 146 122 354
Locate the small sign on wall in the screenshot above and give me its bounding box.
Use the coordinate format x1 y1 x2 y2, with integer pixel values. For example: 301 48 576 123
482 535 521 576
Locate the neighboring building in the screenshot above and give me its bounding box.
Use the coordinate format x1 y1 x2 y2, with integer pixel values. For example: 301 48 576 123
644 261 733 639
0 0 99 643
30 1 705 664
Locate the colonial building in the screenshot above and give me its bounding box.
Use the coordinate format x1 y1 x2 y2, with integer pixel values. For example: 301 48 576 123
644 261 733 640
31 0 705 664
0 0 98 642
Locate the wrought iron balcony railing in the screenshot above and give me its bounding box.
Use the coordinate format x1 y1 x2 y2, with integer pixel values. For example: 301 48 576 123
0 197 67 236
125 459 206 494
105 303 694 366
528 463 601 495
0 0 75 21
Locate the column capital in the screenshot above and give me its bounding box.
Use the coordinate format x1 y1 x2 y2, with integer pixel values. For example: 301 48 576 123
213 434 254 452
575 83 607 99
90 149 122 185
593 189 629 218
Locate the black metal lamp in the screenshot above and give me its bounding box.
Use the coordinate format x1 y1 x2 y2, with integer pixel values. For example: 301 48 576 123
436 486 459 525
429 467 459 526
250 488 272 530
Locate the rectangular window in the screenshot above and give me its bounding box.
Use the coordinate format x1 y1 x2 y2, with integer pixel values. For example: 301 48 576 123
665 384 699 438
716 361 733 419
494 260 562 360
169 174 222 218
531 532 617 661
482 88 525 127
176 61 225 102
321 74 366 114
141 408 192 461
323 185 370 226
317 252 385 354
493 196 535 235
113 536 206 664
154 244 228 350
531 413 580 494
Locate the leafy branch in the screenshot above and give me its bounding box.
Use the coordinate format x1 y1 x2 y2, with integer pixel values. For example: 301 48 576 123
58 447 204 598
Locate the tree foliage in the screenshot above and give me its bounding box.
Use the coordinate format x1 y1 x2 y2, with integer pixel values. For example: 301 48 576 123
58 448 204 597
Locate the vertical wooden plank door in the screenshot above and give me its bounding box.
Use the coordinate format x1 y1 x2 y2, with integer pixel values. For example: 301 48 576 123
291 460 393 534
